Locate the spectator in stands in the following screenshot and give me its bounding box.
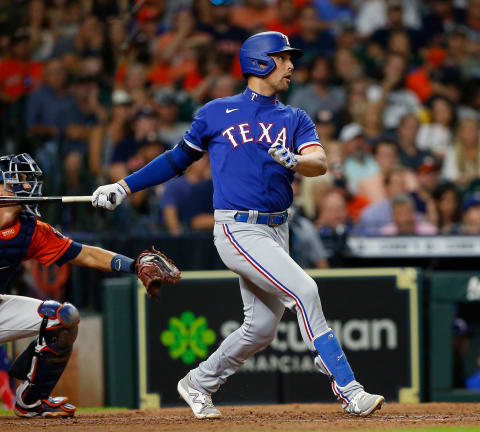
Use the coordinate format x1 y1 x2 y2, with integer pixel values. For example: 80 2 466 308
89 89 134 179
313 0 354 24
465 0 480 41
380 193 438 235
25 58 76 192
75 15 105 58
314 109 337 146
414 155 443 224
155 89 190 149
421 0 466 47
460 193 480 234
288 57 345 118
184 172 215 232
358 139 400 203
340 123 379 195
197 3 248 76
357 166 410 235
290 3 336 65
368 52 421 130
161 155 210 236
395 113 433 170
317 191 352 236
355 0 421 38
442 118 480 186
0 28 43 106
266 0 300 37
62 74 104 192
370 0 424 55
432 182 462 234
231 0 276 32
336 78 369 126
360 101 384 145
208 74 238 101
124 63 150 110
333 19 358 52
332 47 363 86
417 95 455 160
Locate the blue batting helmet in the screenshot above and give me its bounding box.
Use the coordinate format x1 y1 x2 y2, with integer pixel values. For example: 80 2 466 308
239 31 303 77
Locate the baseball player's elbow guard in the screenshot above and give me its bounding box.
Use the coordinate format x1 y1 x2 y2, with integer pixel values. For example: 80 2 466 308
10 301 80 415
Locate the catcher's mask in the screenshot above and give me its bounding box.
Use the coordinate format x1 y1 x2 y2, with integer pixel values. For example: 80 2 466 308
0 153 43 217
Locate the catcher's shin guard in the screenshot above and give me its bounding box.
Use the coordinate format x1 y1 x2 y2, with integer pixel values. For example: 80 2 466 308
10 301 80 416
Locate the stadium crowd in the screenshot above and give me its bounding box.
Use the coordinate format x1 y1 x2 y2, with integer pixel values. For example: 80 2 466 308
2 0 480 253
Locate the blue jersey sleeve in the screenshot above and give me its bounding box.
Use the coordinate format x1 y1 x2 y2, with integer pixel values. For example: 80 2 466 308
183 106 210 152
293 109 323 154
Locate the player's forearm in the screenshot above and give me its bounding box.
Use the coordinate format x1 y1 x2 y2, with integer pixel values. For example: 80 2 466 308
70 244 117 272
123 141 201 193
294 151 328 177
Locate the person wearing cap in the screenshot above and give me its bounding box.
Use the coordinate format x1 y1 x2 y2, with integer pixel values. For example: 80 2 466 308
288 56 345 118
340 123 379 195
394 114 431 171
314 109 337 145
460 193 480 234
155 89 191 149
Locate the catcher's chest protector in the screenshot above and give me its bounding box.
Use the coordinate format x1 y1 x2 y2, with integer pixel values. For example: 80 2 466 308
0 212 36 291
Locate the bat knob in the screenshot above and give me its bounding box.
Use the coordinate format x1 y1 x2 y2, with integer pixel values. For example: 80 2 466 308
108 193 117 205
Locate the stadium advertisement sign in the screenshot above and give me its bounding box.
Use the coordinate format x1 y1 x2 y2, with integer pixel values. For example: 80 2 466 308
137 269 421 407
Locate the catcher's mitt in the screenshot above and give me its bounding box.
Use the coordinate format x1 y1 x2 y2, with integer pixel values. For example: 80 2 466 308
135 247 181 299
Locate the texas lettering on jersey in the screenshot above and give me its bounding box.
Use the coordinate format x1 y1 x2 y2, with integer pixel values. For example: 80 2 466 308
183 87 322 213
222 123 288 149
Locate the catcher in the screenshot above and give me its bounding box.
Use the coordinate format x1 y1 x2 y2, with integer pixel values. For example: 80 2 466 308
0 153 180 418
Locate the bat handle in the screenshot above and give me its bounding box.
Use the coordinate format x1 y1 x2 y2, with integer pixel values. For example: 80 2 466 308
108 192 117 206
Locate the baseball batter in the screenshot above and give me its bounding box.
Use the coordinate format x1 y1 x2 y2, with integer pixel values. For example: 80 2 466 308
92 32 384 418
0 153 165 417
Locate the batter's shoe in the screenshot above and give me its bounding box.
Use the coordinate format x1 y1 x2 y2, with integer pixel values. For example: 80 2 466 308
14 396 76 418
177 373 221 419
343 391 384 416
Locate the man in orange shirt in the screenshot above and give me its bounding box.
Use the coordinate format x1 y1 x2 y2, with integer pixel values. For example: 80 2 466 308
0 29 43 105
0 153 142 418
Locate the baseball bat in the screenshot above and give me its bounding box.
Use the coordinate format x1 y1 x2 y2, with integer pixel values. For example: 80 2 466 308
0 196 92 206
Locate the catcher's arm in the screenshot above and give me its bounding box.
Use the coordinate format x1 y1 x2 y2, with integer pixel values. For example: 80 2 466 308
70 244 135 273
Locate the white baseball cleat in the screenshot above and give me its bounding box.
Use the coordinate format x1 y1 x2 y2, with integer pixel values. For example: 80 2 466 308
343 391 385 416
177 373 222 419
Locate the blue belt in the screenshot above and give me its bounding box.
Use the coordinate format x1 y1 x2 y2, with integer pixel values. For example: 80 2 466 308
234 211 288 227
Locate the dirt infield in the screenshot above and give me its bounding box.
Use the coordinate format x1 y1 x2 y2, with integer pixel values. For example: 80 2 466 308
0 403 479 431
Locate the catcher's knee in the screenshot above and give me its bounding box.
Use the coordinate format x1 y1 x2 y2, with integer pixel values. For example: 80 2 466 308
9 301 80 406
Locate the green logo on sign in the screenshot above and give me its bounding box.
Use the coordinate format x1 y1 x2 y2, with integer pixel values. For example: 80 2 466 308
161 311 216 364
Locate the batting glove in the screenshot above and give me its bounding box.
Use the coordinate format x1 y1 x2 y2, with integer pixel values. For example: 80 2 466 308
268 144 298 170
91 182 128 210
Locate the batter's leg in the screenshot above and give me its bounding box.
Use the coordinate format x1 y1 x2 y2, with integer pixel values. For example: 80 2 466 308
217 222 383 414
190 276 285 394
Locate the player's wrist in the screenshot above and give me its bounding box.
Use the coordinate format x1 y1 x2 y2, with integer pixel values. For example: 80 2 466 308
110 254 135 273
117 180 131 195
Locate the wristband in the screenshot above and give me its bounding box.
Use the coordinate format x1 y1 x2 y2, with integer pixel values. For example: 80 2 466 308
111 254 135 273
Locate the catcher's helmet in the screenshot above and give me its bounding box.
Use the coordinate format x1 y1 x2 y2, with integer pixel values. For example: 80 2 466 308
0 153 43 216
239 31 303 77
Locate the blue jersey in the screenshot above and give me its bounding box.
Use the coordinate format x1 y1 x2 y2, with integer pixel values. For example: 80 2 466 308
184 87 322 213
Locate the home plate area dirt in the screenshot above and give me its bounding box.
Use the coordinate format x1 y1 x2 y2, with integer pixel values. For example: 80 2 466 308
0 403 479 431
